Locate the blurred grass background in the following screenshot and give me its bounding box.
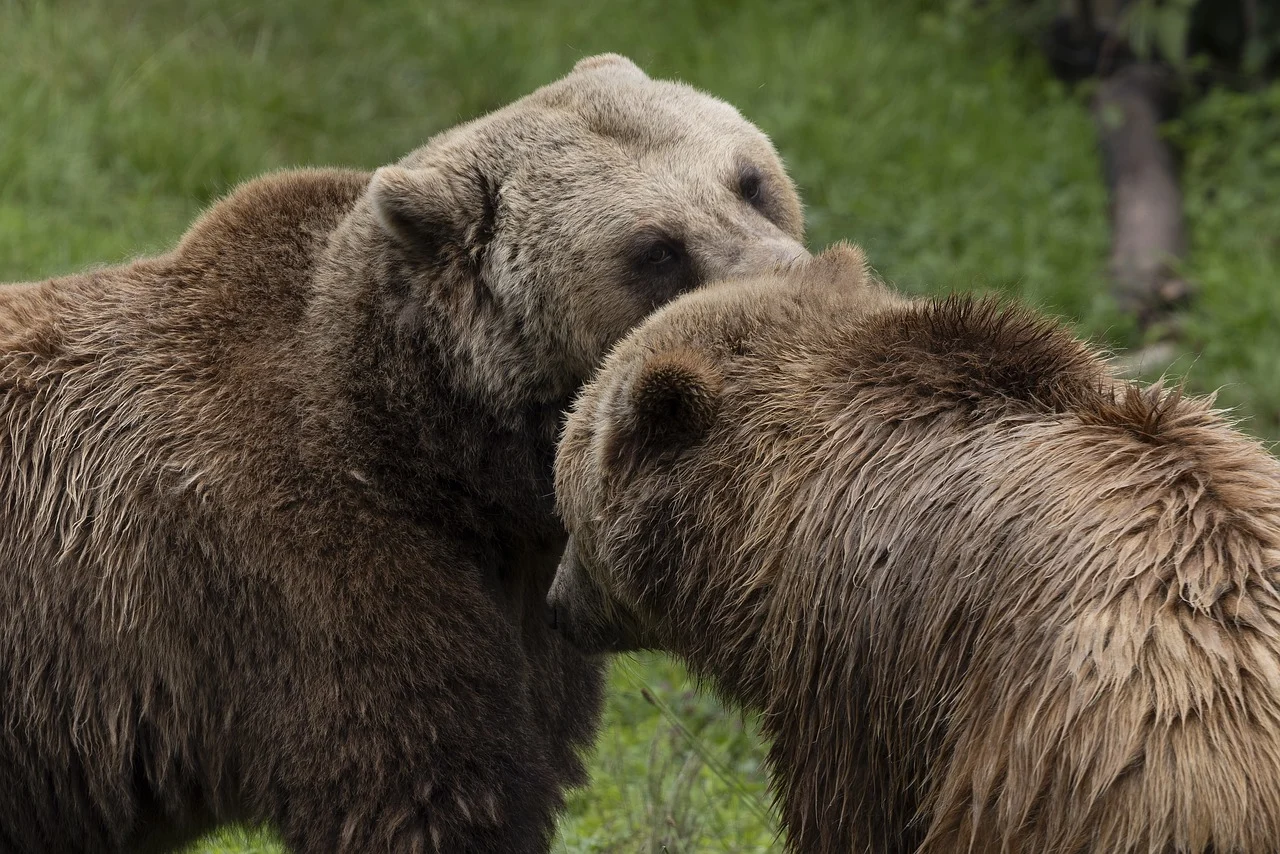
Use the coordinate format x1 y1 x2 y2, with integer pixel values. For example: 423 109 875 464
1 0 1276 851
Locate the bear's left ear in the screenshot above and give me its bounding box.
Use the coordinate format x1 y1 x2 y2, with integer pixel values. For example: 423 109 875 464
572 53 647 78
605 348 721 473
369 164 498 265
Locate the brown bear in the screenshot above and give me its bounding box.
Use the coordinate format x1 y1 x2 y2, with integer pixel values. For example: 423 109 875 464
548 244 1280 853
0 54 806 853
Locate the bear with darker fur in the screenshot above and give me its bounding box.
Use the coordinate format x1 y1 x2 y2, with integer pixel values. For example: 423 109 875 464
0 55 806 853
550 244 1280 853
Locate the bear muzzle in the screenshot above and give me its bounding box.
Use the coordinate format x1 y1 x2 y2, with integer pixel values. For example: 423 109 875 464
547 537 639 655
719 234 808 282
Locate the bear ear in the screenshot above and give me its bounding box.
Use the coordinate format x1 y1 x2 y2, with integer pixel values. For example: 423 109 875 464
369 164 498 264
573 53 647 78
795 241 870 291
605 348 721 473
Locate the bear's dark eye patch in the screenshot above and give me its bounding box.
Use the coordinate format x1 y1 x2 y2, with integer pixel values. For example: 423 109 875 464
629 232 687 274
643 241 678 268
625 230 698 309
737 166 765 208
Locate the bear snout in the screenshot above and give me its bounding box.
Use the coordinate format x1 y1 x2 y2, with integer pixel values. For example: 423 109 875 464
546 542 623 654
545 567 576 637
544 589 585 649
723 235 808 281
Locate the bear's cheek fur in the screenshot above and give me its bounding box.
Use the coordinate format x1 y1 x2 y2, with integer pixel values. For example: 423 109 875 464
551 458 670 653
577 445 715 646
489 228 649 384
592 494 692 637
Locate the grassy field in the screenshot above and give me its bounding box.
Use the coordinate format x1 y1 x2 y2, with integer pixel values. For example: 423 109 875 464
2 0 1277 851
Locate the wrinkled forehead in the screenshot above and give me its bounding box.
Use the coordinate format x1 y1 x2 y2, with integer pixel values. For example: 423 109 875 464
404 66 778 184
535 73 773 160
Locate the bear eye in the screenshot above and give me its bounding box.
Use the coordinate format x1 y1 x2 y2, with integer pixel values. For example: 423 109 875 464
643 240 678 268
626 232 697 306
738 168 764 206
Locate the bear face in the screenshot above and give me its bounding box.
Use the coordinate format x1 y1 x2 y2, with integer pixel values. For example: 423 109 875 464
296 52 810 546
548 243 886 659
355 53 807 409
549 244 1280 853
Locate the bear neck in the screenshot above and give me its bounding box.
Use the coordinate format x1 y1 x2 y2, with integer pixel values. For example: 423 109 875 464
746 600 909 853
300 207 575 548
673 605 879 853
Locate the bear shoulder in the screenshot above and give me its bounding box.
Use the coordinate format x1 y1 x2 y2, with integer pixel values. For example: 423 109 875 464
848 297 1110 417
175 167 369 266
0 280 61 353
2 169 370 353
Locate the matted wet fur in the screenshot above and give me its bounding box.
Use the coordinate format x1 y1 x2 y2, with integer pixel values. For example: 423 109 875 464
549 244 1280 853
0 55 806 853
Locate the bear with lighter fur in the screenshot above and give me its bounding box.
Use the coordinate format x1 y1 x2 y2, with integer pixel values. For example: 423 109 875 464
0 55 805 853
549 244 1280 853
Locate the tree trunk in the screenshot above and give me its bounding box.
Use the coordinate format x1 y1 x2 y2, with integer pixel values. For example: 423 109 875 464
1091 62 1190 327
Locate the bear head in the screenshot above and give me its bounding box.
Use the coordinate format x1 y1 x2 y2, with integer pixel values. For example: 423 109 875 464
344 54 809 409
547 243 887 662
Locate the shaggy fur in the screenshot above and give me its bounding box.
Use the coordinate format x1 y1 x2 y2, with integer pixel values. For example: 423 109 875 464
549 244 1280 853
0 55 806 853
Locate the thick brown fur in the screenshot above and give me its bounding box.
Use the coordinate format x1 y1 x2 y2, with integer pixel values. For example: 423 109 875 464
0 55 806 853
549 244 1280 853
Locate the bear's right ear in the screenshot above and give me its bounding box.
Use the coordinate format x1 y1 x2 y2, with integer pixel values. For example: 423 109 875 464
369 164 497 263
604 348 721 474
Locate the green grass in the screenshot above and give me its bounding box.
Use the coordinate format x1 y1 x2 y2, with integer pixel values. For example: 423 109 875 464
2 0 1277 851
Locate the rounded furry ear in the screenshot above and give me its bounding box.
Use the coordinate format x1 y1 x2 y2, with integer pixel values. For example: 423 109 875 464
604 348 721 474
796 241 870 291
630 350 720 440
572 53 647 78
369 165 498 262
